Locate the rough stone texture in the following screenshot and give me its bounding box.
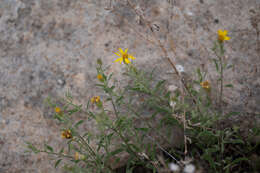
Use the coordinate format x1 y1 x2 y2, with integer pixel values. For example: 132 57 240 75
0 0 259 172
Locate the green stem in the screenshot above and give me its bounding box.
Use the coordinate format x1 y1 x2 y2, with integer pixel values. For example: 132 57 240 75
219 43 224 113
220 57 223 111
39 150 74 159
110 127 140 160
77 135 114 172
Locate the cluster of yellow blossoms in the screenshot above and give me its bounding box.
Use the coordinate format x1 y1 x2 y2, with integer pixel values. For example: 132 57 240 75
55 107 61 114
91 96 101 104
61 129 72 139
200 81 210 90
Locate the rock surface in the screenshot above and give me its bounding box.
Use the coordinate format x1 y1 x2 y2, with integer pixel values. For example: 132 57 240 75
0 0 259 172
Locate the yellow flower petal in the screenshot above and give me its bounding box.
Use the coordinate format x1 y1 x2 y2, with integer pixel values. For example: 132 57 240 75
55 107 61 113
129 55 136 60
119 48 124 54
114 48 136 64
114 58 122 62
124 58 130 64
115 52 121 56
218 29 230 42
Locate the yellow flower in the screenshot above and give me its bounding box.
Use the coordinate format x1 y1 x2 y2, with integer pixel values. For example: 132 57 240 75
61 129 72 139
74 152 85 160
114 48 135 64
55 107 61 113
200 81 210 90
91 96 100 104
218 29 230 42
97 74 104 82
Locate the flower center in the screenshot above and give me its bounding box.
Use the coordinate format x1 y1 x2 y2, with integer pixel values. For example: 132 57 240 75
122 54 128 60
218 34 225 42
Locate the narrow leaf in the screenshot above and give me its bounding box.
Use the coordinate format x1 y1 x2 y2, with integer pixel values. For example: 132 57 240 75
45 144 53 152
55 159 62 168
225 84 233 88
74 120 84 128
212 59 219 72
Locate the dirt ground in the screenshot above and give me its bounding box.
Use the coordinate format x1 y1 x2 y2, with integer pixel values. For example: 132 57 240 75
0 0 259 172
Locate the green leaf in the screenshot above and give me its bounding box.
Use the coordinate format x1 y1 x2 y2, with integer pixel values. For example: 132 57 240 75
110 86 115 90
212 59 219 72
224 139 244 144
68 105 82 115
135 127 149 133
74 120 84 128
95 84 105 88
67 140 73 154
116 96 124 104
107 73 113 81
202 153 216 170
164 91 171 99
149 67 156 80
154 80 166 91
197 68 203 82
59 147 64 154
86 99 90 111
225 84 233 88
55 159 62 168
224 157 249 170
25 142 40 154
224 111 240 118
198 131 217 145
44 144 53 152
109 148 125 157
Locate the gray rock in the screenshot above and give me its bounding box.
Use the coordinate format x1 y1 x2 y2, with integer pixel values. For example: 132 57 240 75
0 0 259 172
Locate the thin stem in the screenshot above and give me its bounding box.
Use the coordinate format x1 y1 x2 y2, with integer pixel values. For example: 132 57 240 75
219 55 223 112
77 135 114 172
39 150 74 159
218 43 225 113
107 91 140 160
77 135 97 158
126 103 173 147
110 127 140 159
111 97 119 119
181 90 188 157
125 0 201 114
145 134 182 166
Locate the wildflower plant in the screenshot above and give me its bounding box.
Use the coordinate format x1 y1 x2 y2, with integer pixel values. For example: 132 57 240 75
25 3 259 172
212 29 233 110
26 44 260 173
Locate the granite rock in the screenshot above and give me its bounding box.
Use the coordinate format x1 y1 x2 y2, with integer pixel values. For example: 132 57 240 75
0 0 259 172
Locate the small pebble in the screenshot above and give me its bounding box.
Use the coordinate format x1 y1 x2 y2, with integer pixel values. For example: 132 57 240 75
186 11 193 16
57 79 66 86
